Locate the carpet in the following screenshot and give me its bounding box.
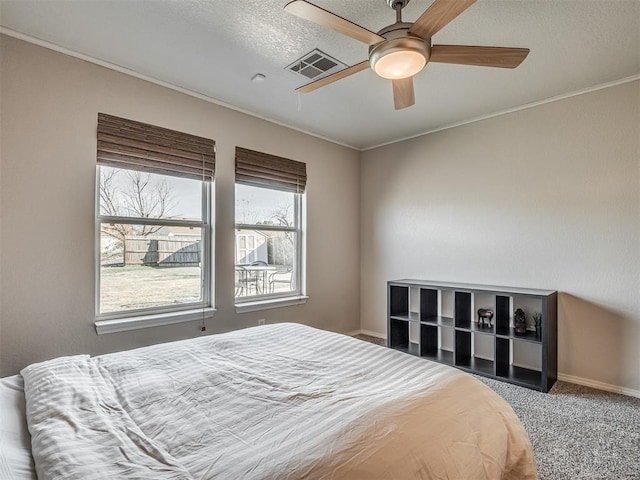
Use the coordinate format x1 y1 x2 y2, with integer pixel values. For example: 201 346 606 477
353 334 640 480
477 377 640 480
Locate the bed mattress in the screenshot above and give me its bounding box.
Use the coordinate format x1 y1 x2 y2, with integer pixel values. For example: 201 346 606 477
8 323 537 479
0 375 36 480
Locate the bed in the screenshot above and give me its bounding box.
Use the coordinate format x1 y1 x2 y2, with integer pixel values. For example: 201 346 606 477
1 323 537 479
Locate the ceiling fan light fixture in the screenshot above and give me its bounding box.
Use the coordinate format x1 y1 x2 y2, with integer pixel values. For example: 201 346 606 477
369 36 430 80
374 50 426 79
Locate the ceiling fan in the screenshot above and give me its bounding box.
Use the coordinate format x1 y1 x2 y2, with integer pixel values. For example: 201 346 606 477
284 0 530 110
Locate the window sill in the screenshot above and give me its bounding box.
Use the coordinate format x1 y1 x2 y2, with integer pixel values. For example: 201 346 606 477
235 296 308 314
95 307 216 335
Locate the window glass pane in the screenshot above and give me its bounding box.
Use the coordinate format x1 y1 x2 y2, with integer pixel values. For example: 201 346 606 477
235 229 296 299
235 184 294 226
100 224 202 313
99 166 202 221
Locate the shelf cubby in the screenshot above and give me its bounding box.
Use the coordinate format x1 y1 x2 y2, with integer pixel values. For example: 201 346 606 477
454 330 471 366
495 295 510 332
441 290 454 320
420 324 438 357
389 319 409 350
473 332 494 363
513 294 543 331
388 280 557 392
454 292 472 328
389 285 409 317
455 331 495 376
495 337 510 378
419 288 438 320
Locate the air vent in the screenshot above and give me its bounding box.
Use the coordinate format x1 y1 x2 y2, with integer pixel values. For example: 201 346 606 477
286 49 347 80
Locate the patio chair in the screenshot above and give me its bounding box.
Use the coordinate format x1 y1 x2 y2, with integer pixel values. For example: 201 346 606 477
269 267 293 293
235 266 259 296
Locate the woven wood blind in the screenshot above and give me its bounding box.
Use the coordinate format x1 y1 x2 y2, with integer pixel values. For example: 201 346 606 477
97 113 215 181
235 147 307 193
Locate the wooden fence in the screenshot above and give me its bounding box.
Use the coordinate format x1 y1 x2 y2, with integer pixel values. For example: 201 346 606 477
125 235 200 266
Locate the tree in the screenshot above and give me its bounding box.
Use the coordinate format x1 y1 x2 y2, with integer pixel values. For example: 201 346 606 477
269 204 293 228
268 205 295 267
100 168 177 265
236 197 261 225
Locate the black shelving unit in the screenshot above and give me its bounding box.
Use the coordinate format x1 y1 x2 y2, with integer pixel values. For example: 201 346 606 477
387 280 558 392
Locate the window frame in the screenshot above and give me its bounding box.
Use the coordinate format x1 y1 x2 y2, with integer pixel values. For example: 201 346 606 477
234 185 305 305
94 166 214 326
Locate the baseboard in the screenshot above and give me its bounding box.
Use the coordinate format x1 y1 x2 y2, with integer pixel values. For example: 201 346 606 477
359 329 387 340
557 373 640 399
347 329 387 340
344 330 362 337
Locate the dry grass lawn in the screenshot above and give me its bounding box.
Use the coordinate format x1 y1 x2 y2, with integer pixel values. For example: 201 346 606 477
100 265 201 313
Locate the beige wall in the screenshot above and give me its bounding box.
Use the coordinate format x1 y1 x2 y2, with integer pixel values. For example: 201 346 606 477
360 81 640 392
0 35 361 376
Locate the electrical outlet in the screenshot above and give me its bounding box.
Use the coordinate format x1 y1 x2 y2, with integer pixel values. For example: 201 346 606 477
258 319 266 326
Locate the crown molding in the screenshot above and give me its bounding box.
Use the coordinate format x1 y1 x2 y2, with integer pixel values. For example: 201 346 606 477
0 28 359 151
363 74 640 151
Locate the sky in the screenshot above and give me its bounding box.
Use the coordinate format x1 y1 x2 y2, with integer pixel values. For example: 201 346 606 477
100 167 293 224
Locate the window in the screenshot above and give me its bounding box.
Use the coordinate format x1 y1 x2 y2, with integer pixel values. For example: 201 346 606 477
235 147 306 305
95 114 214 330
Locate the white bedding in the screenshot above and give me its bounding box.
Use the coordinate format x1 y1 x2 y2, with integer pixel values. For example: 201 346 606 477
18 323 537 479
0 375 36 480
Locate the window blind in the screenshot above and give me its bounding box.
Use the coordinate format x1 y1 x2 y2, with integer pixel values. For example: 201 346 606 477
97 113 215 181
235 147 307 193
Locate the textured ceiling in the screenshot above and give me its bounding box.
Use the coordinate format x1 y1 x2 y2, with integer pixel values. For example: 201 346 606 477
1 0 639 149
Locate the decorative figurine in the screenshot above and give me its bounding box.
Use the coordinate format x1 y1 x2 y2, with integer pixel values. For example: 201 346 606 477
532 312 542 339
514 308 527 335
477 308 494 328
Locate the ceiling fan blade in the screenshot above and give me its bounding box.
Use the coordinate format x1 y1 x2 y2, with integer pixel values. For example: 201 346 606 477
392 78 415 110
296 61 370 93
409 0 476 39
430 45 530 68
285 0 385 45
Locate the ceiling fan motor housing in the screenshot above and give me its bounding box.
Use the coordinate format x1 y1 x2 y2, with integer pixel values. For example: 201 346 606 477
386 0 410 9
